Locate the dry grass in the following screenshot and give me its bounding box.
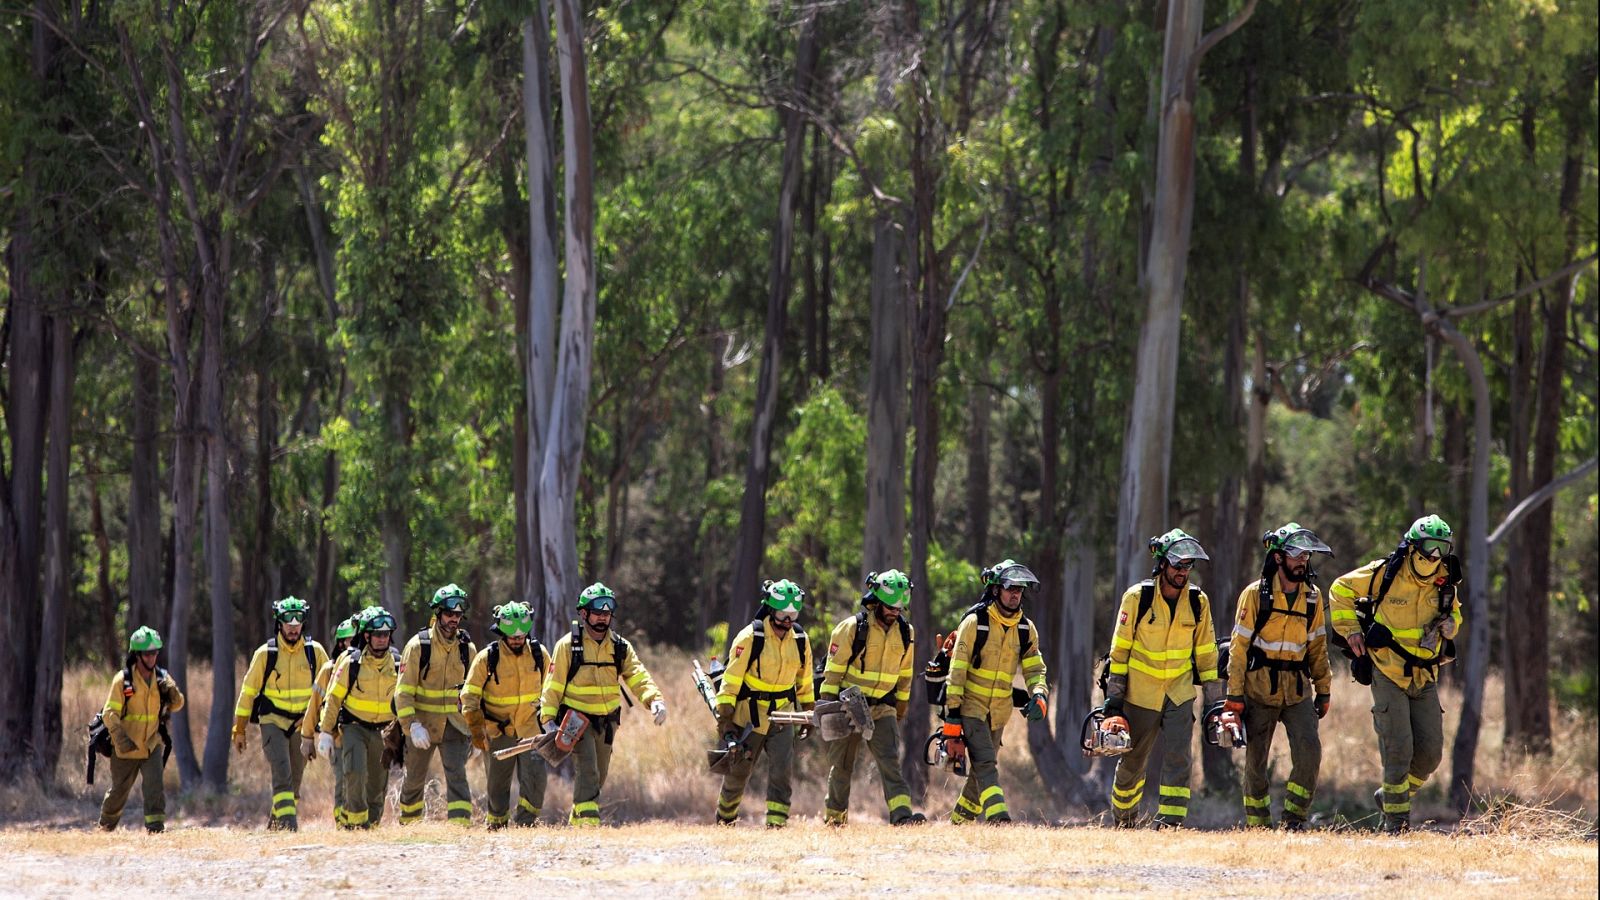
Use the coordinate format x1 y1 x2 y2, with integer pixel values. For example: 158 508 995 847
8 648 1596 839
0 821 1594 897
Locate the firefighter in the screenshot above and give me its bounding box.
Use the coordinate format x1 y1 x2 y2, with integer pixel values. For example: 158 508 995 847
301 616 356 826
97 626 185 833
1329 514 1463 833
820 569 924 826
317 607 400 829
713 579 815 828
395 584 479 826
1102 529 1221 829
461 601 548 829
230 596 329 831
943 560 1050 825
538 583 667 826
1227 523 1334 830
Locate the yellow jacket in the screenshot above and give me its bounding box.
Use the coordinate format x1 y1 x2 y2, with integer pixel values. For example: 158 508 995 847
539 628 662 724
395 620 476 741
302 656 340 740
945 605 1048 729
102 665 185 760
717 618 815 734
233 637 329 733
1329 557 1463 689
1226 579 1331 705
820 611 914 721
462 640 546 740
318 647 400 732
1107 581 1219 711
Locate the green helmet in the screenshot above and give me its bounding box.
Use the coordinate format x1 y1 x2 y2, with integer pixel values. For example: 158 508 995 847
273 595 310 624
761 579 805 615
577 582 617 612
1262 522 1333 558
865 570 913 608
430 583 469 612
1150 528 1210 564
333 617 357 641
1405 514 1453 556
360 607 397 635
981 559 1022 586
129 626 163 652
494 601 535 637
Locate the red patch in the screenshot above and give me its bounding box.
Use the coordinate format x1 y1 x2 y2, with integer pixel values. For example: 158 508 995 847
1239 608 1249 623
1118 611 1127 625
828 643 838 656
733 646 744 658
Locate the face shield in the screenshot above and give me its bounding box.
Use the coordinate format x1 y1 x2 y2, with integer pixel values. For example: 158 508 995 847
997 564 1039 590
1279 530 1332 560
1164 538 1210 565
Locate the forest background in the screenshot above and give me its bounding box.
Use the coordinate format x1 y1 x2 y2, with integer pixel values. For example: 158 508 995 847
0 0 1595 818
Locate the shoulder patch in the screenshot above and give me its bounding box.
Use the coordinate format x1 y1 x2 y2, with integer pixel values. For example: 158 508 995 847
1119 611 1128 625
733 645 744 658
828 642 838 656
1239 607 1249 623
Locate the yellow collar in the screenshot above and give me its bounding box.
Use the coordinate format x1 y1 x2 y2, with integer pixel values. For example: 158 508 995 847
988 605 1022 628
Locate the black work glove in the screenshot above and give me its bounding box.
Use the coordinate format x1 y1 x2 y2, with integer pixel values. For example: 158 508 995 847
1102 696 1124 718
1314 694 1330 719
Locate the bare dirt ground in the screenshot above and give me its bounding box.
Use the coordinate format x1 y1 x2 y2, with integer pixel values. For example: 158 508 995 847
2 821 1595 897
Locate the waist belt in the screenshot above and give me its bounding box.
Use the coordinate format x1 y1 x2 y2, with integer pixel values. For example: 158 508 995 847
1246 649 1311 695
739 687 798 730
253 696 307 728
866 692 897 707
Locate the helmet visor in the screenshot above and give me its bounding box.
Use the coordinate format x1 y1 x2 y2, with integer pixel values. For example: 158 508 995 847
997 564 1039 589
1414 538 1452 560
585 594 617 613
1164 538 1210 563
1280 530 1332 559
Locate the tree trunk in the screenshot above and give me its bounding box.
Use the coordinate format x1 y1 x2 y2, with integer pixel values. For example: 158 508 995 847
964 381 991 565
1240 331 1269 576
87 446 120 664
727 11 818 632
1050 510 1103 805
166 405 202 788
523 6 559 635
246 267 277 649
864 214 908 574
0 229 49 777
128 351 164 635
696 333 730 641
201 275 235 793
538 0 603 638
381 391 412 638
1115 0 1255 586
299 163 342 637
33 317 73 779
1505 91 1584 755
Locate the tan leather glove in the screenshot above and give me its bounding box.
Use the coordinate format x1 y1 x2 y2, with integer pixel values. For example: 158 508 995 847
231 717 249 753
470 724 489 753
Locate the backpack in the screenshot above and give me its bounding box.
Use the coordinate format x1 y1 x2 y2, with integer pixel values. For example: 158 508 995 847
568 624 634 708
1096 582 1205 695
339 645 403 721
417 626 472 682
735 617 810 727
1332 550 1460 675
1241 578 1317 695
925 599 1032 710
85 667 173 785
843 609 913 674
486 638 548 684
248 637 319 724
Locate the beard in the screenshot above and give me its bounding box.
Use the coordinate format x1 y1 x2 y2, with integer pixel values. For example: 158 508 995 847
1281 562 1308 584
1163 567 1189 590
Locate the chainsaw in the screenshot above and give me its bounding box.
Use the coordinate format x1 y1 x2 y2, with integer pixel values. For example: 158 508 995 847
1079 705 1132 758
1203 700 1246 749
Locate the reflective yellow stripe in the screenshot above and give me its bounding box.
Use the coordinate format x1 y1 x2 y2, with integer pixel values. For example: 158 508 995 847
1111 792 1142 810
345 695 392 716
1330 583 1358 598
1242 795 1269 809
1157 804 1187 816
1127 657 1191 679
1112 779 1145 798
1330 609 1358 622
483 691 540 706
1111 634 1134 650
1108 661 1129 675
1286 782 1311 800
981 786 1005 804
463 683 484 696
413 700 458 714
411 686 459 699
1159 785 1191 798
886 794 911 813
